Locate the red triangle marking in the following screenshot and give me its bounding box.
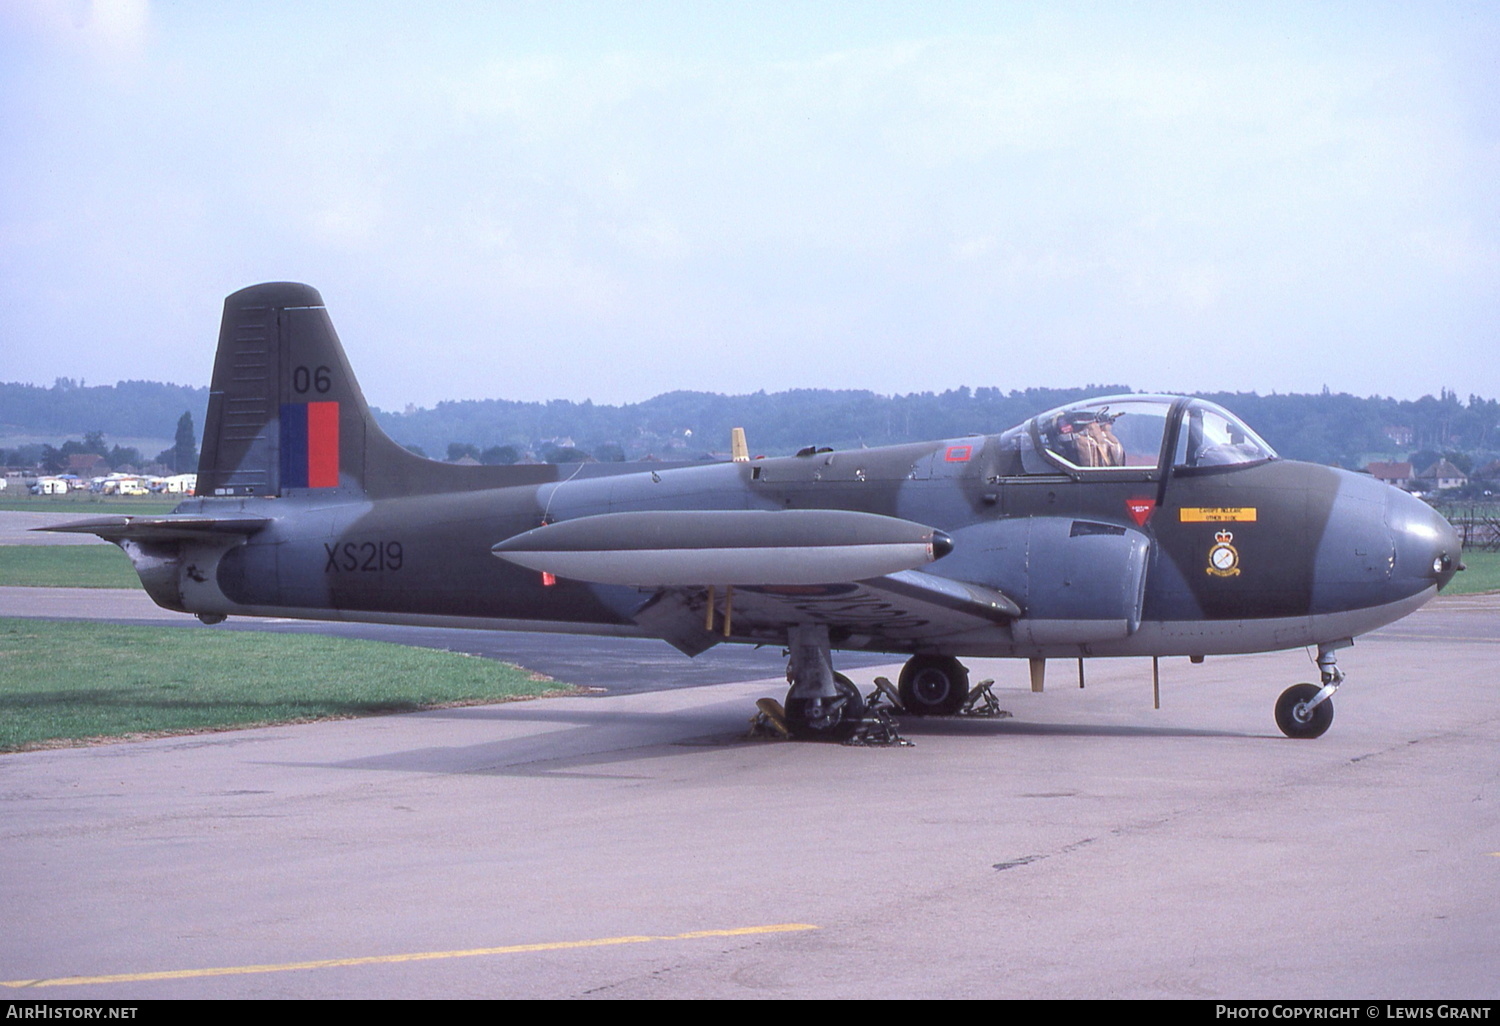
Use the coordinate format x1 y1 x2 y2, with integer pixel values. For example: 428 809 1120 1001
1126 497 1156 526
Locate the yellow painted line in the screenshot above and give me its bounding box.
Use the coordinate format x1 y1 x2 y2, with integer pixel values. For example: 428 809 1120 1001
1 923 818 989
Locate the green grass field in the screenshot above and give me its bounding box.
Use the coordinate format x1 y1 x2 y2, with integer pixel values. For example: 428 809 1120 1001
0 544 142 588
1453 549 1500 594
0 618 574 751
0 492 179 514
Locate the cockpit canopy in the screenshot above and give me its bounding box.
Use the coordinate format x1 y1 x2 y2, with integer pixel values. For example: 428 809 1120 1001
998 396 1277 478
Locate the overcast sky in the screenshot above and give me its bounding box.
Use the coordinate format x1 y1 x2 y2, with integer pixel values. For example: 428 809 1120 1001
2 0 1496 410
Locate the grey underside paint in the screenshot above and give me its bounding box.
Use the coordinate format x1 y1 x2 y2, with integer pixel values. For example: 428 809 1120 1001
180 582 1434 662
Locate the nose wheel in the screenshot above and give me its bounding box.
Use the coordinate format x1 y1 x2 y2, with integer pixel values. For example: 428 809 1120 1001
1275 641 1346 739
1275 683 1334 738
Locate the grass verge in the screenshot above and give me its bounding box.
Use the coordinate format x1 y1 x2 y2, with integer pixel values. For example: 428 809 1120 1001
0 494 178 514
1448 549 1500 595
0 545 142 588
0 618 574 751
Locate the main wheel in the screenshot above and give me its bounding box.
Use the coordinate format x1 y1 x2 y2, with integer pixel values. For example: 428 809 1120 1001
898 655 970 716
1275 683 1334 739
784 672 866 742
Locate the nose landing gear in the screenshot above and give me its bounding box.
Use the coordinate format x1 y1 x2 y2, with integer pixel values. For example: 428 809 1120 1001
1275 683 1334 738
1275 641 1347 739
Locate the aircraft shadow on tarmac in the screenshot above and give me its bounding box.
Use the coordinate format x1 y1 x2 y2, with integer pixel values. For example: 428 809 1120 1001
271 703 1262 778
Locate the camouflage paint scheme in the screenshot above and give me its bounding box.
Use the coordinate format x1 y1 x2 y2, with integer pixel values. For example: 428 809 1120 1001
47 283 1463 739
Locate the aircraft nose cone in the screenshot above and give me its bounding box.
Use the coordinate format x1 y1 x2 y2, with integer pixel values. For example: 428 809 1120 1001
1387 490 1463 593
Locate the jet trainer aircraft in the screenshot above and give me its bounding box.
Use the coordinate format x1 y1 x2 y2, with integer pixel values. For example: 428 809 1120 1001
47 283 1464 740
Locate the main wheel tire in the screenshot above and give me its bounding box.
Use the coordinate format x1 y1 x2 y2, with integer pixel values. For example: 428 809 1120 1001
784 672 866 741
898 655 970 716
1275 683 1334 739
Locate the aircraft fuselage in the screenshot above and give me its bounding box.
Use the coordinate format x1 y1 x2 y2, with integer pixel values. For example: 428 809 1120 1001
163 430 1455 662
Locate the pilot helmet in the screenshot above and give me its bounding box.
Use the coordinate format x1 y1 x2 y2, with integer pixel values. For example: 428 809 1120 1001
1061 411 1100 434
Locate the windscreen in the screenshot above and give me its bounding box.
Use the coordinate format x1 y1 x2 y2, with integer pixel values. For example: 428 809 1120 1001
1173 401 1277 469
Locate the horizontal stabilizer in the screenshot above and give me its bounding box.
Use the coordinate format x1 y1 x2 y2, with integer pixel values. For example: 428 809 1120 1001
492 509 950 587
35 515 272 543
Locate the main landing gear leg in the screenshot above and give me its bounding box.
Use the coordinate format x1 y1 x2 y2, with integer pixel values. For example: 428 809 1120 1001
782 625 866 741
1275 640 1349 739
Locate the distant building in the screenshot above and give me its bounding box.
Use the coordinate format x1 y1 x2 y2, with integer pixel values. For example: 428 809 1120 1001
1382 425 1414 447
1416 459 1467 491
1366 461 1414 489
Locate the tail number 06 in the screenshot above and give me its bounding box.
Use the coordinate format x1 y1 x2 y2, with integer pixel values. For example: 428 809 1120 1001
293 365 332 394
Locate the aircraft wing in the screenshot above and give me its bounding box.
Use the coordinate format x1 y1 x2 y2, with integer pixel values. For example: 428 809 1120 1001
35 515 273 543
491 510 1019 655
628 570 1021 656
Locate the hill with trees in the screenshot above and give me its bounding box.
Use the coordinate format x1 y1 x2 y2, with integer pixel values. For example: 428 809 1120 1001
372 385 1500 472
4 378 1497 487
0 378 209 441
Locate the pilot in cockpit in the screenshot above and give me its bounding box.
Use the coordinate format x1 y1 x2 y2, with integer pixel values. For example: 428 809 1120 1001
1066 410 1126 467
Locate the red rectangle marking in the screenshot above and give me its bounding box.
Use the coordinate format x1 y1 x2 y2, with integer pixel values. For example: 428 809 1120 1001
945 445 972 462
306 401 340 488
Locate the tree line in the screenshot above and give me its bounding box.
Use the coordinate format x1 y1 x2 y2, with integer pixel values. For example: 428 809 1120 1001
3 378 1498 474
377 385 1500 470
0 378 209 439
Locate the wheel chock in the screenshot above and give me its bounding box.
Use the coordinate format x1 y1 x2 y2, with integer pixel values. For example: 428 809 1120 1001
751 697 792 739
959 679 1012 718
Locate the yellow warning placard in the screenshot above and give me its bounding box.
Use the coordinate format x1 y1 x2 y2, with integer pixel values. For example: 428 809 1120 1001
1178 507 1258 522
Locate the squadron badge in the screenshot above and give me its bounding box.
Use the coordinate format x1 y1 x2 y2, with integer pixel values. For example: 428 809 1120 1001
1207 530 1241 577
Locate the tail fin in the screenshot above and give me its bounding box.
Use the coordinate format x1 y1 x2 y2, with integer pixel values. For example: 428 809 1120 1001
197 282 561 499
198 283 363 496
197 282 409 498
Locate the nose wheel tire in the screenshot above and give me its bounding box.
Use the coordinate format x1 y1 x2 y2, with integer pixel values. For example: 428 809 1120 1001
898 655 970 716
1275 683 1334 739
785 673 866 741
